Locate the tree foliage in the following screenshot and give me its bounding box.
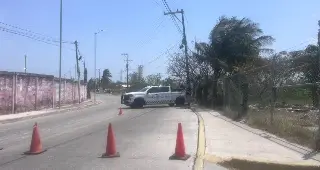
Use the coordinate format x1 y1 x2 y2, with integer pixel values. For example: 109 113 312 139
145 74 162 85
168 16 275 108
101 69 112 89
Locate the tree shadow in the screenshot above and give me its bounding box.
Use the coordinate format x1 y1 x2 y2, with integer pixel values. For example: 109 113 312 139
303 150 320 160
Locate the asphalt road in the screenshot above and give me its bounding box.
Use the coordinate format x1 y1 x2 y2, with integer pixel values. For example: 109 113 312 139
0 94 198 170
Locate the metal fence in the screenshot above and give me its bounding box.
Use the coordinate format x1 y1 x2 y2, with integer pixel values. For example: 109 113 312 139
222 56 320 149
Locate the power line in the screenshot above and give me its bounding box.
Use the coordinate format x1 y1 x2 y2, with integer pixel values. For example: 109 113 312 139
146 42 180 65
153 0 162 7
136 16 167 49
0 26 75 51
0 21 73 44
161 0 182 34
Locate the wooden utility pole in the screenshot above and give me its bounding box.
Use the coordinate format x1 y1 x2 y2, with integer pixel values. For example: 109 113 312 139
316 21 320 151
75 41 81 104
270 54 276 124
164 9 191 105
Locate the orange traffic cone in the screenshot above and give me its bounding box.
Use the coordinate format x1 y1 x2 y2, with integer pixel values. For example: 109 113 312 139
101 123 120 158
169 123 190 160
24 123 47 155
118 108 123 115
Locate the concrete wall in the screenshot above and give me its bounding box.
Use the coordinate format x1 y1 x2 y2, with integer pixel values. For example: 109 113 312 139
0 71 87 115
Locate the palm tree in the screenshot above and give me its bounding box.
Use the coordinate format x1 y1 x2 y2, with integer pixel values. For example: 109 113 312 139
194 16 274 108
101 69 112 89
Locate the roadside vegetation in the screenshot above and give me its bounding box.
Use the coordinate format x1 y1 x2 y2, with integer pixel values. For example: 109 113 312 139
166 16 320 150
86 16 320 150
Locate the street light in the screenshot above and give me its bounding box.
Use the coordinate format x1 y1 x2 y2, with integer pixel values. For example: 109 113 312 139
58 0 63 109
94 29 104 103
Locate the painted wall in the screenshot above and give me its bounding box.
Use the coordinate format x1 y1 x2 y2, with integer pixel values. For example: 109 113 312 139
0 71 87 115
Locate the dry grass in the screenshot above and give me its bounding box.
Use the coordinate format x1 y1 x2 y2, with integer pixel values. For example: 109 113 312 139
205 154 320 170
218 157 320 170
246 108 317 149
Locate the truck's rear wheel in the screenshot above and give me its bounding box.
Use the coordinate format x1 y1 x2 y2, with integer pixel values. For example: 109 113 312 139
175 96 185 106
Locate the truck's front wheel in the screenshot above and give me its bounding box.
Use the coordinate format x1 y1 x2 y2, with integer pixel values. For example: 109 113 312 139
168 103 174 107
131 98 144 109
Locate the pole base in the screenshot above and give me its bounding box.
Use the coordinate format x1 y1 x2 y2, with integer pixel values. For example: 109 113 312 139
169 153 190 161
24 149 47 155
101 152 120 158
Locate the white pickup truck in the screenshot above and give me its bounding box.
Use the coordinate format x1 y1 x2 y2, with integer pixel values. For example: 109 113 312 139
121 86 186 108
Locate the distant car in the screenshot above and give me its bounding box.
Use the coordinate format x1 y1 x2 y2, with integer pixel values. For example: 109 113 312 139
121 86 186 108
103 89 112 93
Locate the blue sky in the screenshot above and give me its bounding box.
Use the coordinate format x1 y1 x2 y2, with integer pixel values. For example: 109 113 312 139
1 0 320 81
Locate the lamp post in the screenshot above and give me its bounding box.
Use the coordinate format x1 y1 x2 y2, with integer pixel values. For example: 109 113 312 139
94 29 104 103
58 0 63 109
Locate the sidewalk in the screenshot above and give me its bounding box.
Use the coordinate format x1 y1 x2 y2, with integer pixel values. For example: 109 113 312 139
0 100 102 123
197 109 320 169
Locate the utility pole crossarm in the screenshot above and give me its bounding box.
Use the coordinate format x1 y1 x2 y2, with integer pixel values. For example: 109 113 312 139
164 10 183 23
164 11 180 15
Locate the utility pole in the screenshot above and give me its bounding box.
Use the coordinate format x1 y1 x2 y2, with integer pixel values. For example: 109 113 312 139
122 53 131 90
75 41 81 104
58 0 63 109
120 69 123 82
24 55 27 73
98 68 101 91
83 60 85 81
164 9 191 106
69 70 72 79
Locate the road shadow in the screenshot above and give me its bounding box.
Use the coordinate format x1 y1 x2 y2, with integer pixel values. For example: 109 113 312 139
121 104 194 110
120 105 170 110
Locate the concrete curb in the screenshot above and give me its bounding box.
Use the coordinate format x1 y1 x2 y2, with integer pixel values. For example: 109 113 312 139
0 100 103 124
191 105 320 170
204 154 320 170
191 107 206 170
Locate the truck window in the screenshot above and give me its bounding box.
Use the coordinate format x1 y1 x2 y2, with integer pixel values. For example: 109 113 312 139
147 87 159 93
159 87 169 92
138 87 149 92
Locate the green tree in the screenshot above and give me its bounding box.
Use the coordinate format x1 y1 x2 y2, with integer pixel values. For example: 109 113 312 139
101 69 112 89
129 72 140 85
87 78 95 91
128 72 147 92
289 44 319 107
194 16 274 108
146 74 162 85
